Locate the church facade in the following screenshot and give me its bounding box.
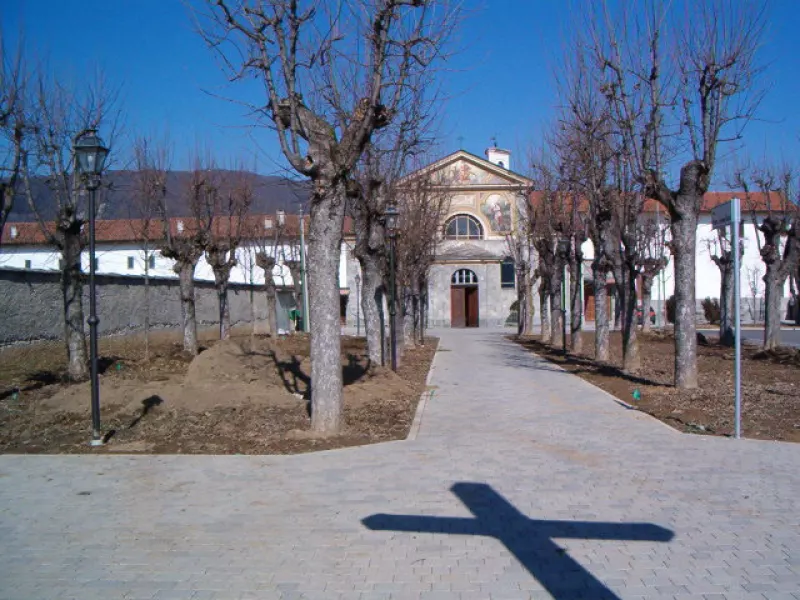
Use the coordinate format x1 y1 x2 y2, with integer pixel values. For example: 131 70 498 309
344 147 532 329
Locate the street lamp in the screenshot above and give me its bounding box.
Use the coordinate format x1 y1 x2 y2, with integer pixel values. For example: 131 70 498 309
384 202 399 372
354 272 362 336
557 237 569 356
74 129 109 447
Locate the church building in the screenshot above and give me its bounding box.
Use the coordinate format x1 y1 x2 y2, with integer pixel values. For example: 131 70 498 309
345 146 532 328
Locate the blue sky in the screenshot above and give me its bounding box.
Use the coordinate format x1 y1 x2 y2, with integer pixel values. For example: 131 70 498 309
5 0 799 185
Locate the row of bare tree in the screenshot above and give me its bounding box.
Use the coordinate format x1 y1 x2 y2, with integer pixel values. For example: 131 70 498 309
506 0 794 387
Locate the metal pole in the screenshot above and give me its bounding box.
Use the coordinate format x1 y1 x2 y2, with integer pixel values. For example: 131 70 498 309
88 182 102 446
561 262 567 355
356 276 361 336
299 212 310 333
389 236 397 372
733 198 742 439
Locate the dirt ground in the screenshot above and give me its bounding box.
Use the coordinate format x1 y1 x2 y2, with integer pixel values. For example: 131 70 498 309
0 328 437 454
514 330 800 443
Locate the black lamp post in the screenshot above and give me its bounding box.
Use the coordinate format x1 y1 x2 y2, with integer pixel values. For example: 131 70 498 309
355 272 362 336
384 202 399 372
74 129 109 446
557 237 569 356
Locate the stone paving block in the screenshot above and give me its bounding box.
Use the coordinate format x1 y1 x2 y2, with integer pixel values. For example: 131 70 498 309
0 329 797 600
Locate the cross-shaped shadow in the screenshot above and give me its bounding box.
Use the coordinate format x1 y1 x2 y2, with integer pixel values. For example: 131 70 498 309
362 482 674 600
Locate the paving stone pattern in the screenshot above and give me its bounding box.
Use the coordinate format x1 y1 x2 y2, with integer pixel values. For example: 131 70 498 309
1 329 798 600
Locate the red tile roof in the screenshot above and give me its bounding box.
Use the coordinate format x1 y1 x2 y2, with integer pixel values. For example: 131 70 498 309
2 214 355 246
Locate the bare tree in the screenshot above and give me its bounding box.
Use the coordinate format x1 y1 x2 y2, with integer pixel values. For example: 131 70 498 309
395 173 450 349
635 216 670 335
0 28 27 244
584 0 766 387
206 169 253 340
746 265 763 324
505 191 535 336
736 166 800 349
199 0 457 433
21 71 118 380
159 160 217 355
703 227 739 346
129 136 169 361
253 213 289 337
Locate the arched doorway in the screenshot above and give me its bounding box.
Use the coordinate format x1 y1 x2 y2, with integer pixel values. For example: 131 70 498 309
451 268 479 327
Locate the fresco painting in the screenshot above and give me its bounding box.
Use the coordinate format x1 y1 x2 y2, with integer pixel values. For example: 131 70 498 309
443 160 507 186
480 194 512 232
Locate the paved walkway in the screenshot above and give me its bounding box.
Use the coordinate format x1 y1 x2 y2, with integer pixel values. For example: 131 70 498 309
1 329 798 600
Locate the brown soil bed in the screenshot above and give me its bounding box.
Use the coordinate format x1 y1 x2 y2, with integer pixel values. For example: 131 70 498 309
0 329 437 454
514 330 800 443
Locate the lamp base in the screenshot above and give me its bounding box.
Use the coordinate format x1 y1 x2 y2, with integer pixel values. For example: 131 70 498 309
89 437 105 447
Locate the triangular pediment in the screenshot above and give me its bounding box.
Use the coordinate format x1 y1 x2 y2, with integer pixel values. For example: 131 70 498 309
401 150 532 189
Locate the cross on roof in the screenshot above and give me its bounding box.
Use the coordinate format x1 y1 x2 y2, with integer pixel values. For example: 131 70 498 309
363 482 674 599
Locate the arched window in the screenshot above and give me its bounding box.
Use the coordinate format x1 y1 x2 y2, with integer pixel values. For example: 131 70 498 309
444 214 483 240
451 269 478 285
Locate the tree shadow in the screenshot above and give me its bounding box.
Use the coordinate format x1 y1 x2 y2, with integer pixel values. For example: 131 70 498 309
268 351 310 400
0 370 61 401
363 482 674 600
128 395 164 429
514 339 664 387
343 353 370 385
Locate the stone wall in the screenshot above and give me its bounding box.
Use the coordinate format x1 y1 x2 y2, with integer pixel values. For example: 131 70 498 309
0 268 298 346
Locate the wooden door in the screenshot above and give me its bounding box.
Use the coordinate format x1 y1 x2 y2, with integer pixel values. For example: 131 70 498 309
466 287 479 327
585 288 596 321
450 287 466 327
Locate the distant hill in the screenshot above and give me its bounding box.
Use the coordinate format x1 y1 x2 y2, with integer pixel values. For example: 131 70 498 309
8 170 311 222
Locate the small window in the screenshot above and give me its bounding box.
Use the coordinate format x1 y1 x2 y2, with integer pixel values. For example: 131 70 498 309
264 218 273 230
127 256 135 269
451 269 478 285
148 254 156 269
501 258 515 289
24 259 32 270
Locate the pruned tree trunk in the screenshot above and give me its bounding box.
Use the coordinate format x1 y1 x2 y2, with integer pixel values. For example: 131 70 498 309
176 261 199 355
671 198 700 388
403 288 415 350
617 267 640 373
359 255 384 365
593 266 610 362
569 255 583 353
213 271 232 340
763 265 783 350
640 274 654 335
284 260 303 333
257 254 279 337
713 252 735 347
525 271 535 334
265 279 279 337
61 227 88 381
516 266 530 336
539 286 551 343
550 266 564 350
307 184 346 433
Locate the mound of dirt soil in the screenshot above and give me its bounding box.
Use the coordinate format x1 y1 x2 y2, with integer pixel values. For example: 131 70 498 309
345 366 417 408
184 339 284 385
